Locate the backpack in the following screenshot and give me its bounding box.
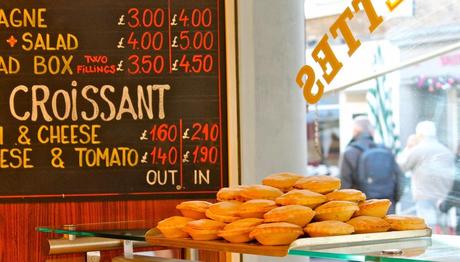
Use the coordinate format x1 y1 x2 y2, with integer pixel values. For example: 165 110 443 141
351 143 396 200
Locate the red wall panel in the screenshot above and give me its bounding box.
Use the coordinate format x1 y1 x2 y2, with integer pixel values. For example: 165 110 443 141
0 200 192 261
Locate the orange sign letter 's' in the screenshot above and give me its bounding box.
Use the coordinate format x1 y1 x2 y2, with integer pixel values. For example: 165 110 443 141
296 65 322 104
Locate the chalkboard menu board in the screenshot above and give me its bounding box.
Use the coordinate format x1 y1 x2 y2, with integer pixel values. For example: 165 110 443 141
0 0 230 201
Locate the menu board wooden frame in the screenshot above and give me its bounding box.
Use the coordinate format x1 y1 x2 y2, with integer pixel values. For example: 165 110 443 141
224 0 239 188
0 0 239 201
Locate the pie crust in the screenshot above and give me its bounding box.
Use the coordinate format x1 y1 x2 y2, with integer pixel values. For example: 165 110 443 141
314 201 359 221
275 189 327 209
354 199 392 218
217 218 264 243
326 189 366 202
262 172 303 192
240 185 283 200
293 175 341 194
176 201 212 219
205 200 243 223
264 205 315 227
182 219 226 240
157 216 195 239
249 222 303 246
347 216 391 233
237 199 278 218
216 186 248 202
305 220 354 237
384 215 427 231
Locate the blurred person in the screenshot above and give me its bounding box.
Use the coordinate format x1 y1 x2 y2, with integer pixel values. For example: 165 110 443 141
399 121 455 232
339 116 404 213
395 134 421 215
397 134 420 164
438 145 460 235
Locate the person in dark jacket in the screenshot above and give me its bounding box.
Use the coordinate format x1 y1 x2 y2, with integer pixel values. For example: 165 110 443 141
339 116 404 213
439 151 460 234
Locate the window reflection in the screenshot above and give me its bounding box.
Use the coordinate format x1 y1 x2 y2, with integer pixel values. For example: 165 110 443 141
305 0 460 235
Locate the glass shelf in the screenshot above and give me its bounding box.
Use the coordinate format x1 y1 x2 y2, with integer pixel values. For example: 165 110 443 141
290 234 460 261
37 222 460 261
37 220 153 242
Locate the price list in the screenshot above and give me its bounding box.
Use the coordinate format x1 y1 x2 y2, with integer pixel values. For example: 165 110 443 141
0 0 228 201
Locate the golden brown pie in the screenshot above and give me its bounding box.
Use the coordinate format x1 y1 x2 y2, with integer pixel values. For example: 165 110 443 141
182 219 226 241
157 216 195 239
249 222 303 246
176 201 212 219
326 189 366 202
240 185 283 200
314 201 359 221
217 218 264 243
216 186 247 202
354 199 392 218
264 205 315 227
262 172 303 192
293 175 341 194
384 215 427 231
304 221 354 237
237 199 278 218
275 189 327 209
205 200 242 223
347 216 391 233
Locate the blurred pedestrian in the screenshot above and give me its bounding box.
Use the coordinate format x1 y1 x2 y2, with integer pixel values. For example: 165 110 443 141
399 121 455 232
438 145 460 235
397 134 420 164
339 116 404 213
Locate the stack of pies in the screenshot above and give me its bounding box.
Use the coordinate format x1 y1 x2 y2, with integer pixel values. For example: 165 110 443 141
154 172 428 246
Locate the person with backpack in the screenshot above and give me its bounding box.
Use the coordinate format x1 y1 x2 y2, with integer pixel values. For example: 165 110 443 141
339 116 404 214
399 121 455 232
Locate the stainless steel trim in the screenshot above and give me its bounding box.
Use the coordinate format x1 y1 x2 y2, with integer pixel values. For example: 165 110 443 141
48 237 152 255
